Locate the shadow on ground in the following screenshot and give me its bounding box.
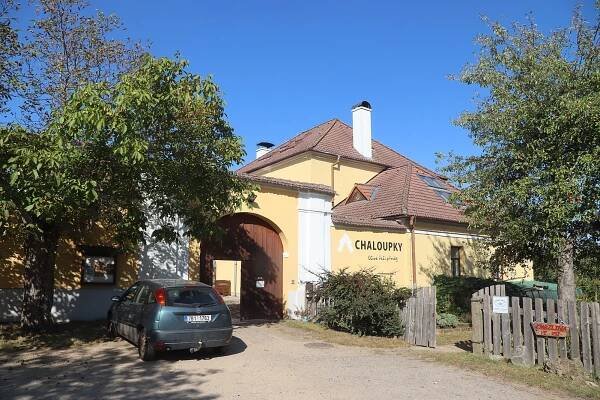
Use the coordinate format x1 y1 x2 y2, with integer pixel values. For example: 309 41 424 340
0 334 248 399
0 321 109 352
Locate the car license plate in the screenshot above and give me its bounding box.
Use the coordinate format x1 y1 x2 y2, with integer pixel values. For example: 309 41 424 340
184 315 211 323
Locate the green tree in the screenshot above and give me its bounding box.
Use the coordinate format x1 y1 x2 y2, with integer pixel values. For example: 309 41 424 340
442 8 600 301
0 56 251 330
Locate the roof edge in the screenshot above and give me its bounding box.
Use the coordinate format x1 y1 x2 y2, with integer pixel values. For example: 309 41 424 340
238 173 335 196
332 215 407 232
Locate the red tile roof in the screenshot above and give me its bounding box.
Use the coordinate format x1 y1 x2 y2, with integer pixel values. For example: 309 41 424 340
238 119 441 176
333 165 464 224
238 118 465 227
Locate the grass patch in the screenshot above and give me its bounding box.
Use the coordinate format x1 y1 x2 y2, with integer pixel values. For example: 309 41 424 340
0 321 109 353
419 350 600 399
281 320 408 349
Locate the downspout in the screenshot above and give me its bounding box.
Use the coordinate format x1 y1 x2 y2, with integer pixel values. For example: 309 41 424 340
331 155 341 204
409 215 417 294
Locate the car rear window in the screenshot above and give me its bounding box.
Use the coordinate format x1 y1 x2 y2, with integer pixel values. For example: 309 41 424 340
166 287 218 307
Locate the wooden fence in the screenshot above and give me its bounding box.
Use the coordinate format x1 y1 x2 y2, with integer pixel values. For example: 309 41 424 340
471 284 600 375
400 287 436 348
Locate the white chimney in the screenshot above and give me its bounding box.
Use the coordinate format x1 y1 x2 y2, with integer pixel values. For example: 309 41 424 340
256 141 274 159
352 101 372 158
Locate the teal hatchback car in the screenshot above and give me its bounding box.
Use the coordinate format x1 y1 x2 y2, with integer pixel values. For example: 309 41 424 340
107 279 233 361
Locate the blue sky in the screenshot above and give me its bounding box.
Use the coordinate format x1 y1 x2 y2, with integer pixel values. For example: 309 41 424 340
12 1 596 170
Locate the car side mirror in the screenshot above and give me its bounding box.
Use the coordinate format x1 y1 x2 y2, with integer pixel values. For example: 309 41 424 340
111 296 122 302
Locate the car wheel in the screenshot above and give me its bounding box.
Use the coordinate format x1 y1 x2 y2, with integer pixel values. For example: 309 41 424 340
138 329 156 361
107 321 118 340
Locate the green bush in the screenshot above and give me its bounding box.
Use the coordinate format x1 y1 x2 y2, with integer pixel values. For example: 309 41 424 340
433 275 525 320
436 312 459 328
314 269 409 337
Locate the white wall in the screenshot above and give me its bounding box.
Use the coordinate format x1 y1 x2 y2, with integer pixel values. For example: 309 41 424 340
287 191 332 318
139 215 189 280
0 287 124 322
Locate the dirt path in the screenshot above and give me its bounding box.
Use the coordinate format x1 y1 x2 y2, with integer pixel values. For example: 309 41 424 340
0 323 575 400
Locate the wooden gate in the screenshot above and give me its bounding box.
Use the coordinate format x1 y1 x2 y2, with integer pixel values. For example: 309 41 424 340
471 284 600 376
200 213 284 320
401 287 436 348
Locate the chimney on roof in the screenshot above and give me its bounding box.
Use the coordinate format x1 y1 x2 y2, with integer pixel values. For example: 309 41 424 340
352 100 372 158
256 141 274 159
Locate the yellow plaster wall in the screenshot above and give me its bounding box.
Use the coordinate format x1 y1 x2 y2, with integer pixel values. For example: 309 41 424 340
257 152 383 204
331 227 412 287
0 225 138 290
261 154 331 186
214 260 241 296
332 160 383 205
413 222 534 286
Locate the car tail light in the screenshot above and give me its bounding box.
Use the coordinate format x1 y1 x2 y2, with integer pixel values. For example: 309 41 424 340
155 288 167 306
212 288 225 304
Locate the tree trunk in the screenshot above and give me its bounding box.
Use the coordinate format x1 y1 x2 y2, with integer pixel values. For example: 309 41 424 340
21 226 60 331
557 239 576 302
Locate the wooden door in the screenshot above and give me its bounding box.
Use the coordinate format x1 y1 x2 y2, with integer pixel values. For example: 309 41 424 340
201 213 284 320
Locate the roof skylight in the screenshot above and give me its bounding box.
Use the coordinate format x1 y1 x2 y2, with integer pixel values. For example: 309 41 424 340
419 174 453 203
418 174 446 189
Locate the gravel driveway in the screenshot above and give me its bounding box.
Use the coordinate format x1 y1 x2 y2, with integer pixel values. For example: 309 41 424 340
0 323 574 400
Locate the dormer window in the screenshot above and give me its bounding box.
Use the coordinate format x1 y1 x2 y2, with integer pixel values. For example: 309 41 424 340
345 184 379 205
346 187 367 204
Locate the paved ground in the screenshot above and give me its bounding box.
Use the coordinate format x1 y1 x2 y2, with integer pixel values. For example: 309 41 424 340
0 323 575 400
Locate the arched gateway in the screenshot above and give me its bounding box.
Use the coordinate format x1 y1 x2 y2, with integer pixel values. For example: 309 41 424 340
200 213 284 320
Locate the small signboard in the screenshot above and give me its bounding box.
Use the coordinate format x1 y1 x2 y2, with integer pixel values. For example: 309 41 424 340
492 296 509 314
256 280 265 288
531 322 569 338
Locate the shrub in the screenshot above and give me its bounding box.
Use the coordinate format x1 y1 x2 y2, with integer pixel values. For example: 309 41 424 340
436 312 459 328
433 275 525 320
314 268 407 337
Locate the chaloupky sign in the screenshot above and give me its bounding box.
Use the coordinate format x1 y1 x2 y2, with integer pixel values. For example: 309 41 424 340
531 322 569 338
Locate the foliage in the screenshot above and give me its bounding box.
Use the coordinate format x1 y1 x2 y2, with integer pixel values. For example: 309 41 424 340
440 7 600 300
16 0 144 128
313 268 408 337
433 275 524 319
436 312 459 329
2 54 251 245
0 55 251 329
0 0 19 112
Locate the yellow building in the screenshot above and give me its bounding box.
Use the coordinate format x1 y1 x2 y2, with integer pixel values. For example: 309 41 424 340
0 101 532 322
202 101 532 318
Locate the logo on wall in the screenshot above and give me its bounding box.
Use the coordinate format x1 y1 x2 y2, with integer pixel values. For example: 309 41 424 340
337 233 354 253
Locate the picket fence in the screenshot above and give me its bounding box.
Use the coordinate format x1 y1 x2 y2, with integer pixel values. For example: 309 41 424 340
471 284 600 375
400 286 436 348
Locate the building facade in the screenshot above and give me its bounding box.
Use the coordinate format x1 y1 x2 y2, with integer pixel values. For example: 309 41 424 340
0 101 532 322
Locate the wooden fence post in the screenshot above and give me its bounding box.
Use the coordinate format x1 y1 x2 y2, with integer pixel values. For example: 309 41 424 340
568 300 580 361
591 302 600 377
492 286 502 355
535 298 545 365
557 300 568 359
483 294 492 356
501 311 511 358
547 299 558 362
429 286 437 348
511 297 522 357
581 303 593 373
523 297 535 365
471 295 483 355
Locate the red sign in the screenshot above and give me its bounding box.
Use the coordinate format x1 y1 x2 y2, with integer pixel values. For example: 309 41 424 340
531 322 569 338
